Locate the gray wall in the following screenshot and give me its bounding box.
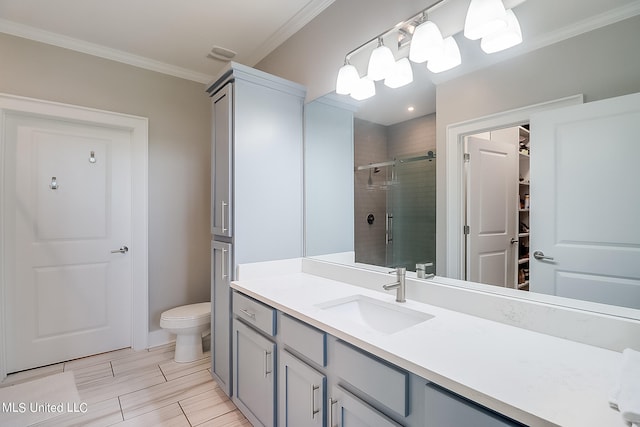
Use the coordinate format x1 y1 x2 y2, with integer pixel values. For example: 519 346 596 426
0 33 212 333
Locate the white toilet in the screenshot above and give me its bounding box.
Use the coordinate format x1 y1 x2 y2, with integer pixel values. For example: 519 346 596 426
160 302 211 363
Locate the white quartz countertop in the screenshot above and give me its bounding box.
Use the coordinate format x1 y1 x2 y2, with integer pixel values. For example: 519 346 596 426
231 270 624 427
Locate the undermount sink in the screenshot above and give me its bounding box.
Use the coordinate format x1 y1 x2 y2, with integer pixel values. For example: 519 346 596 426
316 295 433 334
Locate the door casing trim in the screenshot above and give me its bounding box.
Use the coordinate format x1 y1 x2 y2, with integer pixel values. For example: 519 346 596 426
444 94 584 279
0 93 149 379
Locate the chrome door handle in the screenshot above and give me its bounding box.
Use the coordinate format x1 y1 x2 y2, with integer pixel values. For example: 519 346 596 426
533 250 554 261
111 246 129 254
510 238 518 244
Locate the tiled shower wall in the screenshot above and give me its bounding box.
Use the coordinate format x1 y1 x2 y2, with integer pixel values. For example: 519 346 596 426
354 114 436 270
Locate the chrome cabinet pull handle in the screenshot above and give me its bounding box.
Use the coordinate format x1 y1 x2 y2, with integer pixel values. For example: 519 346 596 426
311 385 320 419
221 248 227 279
328 398 337 427
240 309 256 320
264 350 272 377
221 200 228 232
533 250 554 261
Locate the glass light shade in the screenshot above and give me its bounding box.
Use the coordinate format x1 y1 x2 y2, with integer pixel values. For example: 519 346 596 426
464 0 508 40
427 36 461 73
480 9 522 53
336 63 360 95
384 58 414 89
409 21 444 64
350 77 376 101
367 44 396 81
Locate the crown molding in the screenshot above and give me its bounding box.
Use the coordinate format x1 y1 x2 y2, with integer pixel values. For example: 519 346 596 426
245 0 335 66
526 0 640 53
0 18 214 84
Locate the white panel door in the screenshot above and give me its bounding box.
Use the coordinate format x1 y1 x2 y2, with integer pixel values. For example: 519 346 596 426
530 92 640 309
467 136 518 287
5 113 132 372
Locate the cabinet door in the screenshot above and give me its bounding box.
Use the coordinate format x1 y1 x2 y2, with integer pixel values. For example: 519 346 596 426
211 241 231 395
234 319 276 427
211 83 233 237
329 386 401 427
279 350 325 427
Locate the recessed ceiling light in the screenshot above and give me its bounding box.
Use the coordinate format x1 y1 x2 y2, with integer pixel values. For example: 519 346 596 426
407 106 415 112
207 46 237 61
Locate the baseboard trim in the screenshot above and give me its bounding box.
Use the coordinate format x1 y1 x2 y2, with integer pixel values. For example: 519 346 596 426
147 329 174 349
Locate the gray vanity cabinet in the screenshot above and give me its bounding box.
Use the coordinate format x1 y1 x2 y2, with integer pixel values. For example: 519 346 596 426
208 62 306 398
211 240 231 395
232 291 277 427
424 384 522 427
279 350 326 427
230 289 524 427
329 385 402 427
211 83 233 238
278 314 328 427
233 319 276 427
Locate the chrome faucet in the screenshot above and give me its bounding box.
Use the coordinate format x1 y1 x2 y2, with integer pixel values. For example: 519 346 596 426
383 267 406 303
416 262 435 279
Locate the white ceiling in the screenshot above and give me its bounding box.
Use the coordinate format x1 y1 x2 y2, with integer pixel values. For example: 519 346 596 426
0 0 335 83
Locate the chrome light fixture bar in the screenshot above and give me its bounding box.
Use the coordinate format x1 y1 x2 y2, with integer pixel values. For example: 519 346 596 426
335 0 523 99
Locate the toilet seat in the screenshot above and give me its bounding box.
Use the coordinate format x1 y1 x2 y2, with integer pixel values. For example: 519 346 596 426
160 302 210 329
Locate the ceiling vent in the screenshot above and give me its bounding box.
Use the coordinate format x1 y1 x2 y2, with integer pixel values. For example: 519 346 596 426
207 46 237 61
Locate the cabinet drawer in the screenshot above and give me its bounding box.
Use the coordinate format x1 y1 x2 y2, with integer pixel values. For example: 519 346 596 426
424 383 523 427
333 341 409 417
280 314 326 367
233 292 276 336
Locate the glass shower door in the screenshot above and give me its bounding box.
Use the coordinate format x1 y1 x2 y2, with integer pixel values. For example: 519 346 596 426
389 152 436 272
354 152 436 273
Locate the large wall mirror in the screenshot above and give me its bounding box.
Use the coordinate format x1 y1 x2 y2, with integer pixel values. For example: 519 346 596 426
303 6 640 318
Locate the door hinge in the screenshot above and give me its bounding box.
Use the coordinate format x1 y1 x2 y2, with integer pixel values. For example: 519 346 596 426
463 153 470 162
463 225 470 235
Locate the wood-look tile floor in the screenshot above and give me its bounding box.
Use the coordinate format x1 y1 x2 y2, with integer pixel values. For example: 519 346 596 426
0 343 250 427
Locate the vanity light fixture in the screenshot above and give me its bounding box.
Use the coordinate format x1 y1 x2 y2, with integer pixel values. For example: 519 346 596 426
427 36 462 73
384 58 414 88
335 0 524 99
409 19 445 64
336 61 360 95
463 0 508 40
480 9 522 53
367 38 396 81
350 76 376 101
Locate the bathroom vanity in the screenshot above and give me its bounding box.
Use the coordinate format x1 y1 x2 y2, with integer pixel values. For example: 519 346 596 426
229 257 634 427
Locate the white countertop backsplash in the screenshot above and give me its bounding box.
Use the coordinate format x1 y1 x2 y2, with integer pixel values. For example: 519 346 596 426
233 257 640 427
